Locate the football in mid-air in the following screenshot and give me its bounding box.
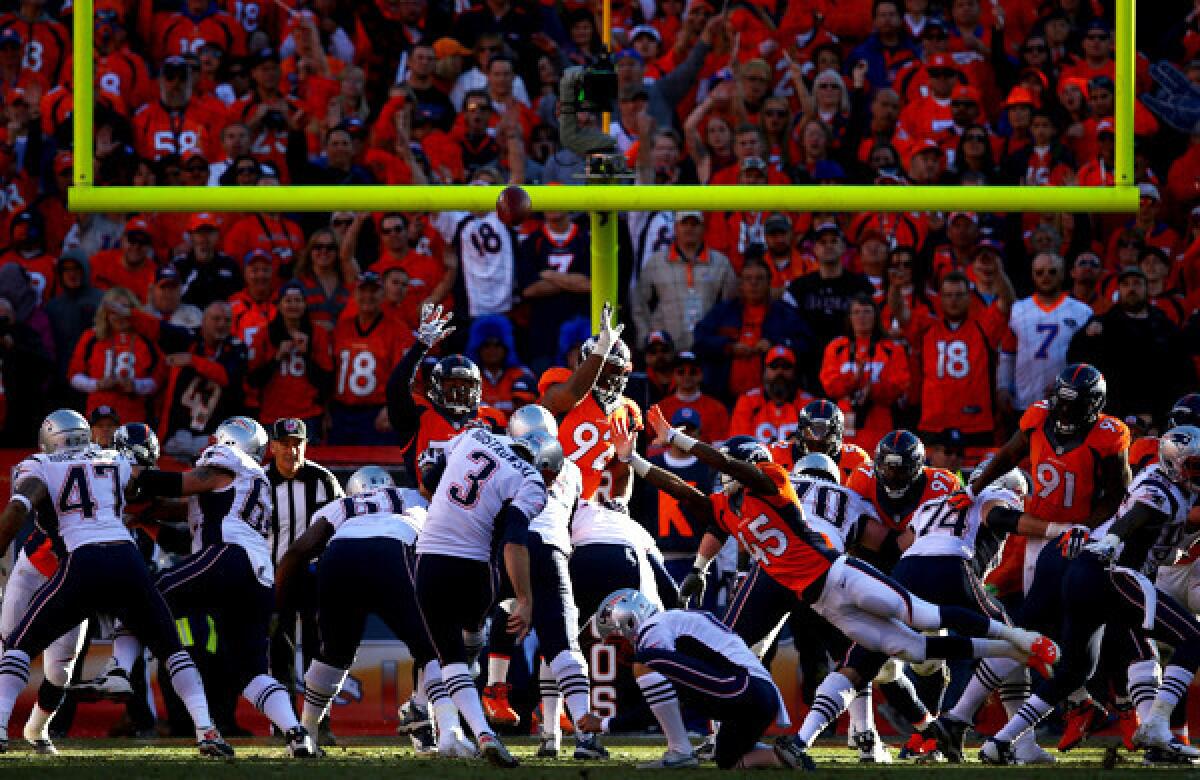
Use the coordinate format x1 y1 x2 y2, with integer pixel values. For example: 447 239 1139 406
496 185 532 226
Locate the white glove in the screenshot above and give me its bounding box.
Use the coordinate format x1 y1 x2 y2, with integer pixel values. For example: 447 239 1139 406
593 301 624 356
1082 532 1121 562
416 302 455 347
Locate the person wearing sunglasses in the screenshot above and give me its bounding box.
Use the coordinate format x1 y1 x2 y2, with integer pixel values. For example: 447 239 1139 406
133 55 212 162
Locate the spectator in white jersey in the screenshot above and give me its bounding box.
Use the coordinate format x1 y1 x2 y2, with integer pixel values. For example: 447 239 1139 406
456 174 518 319
263 418 343 742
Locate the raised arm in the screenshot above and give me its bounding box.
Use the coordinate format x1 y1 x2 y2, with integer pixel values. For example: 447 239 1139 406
540 301 622 417
385 303 455 445
644 405 776 496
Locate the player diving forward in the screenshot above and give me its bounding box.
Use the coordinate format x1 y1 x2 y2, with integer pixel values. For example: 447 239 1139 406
77 416 316 757
0 411 233 757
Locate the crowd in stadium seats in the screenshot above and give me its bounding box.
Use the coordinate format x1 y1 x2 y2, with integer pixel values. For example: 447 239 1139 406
0 0 1197 463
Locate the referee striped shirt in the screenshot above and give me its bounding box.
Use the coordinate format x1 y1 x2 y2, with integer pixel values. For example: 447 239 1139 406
266 460 344 564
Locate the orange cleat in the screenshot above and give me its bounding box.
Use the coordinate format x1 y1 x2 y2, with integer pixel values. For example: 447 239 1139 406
1057 699 1110 752
1027 636 1060 680
1115 702 1139 751
530 703 575 735
482 683 521 728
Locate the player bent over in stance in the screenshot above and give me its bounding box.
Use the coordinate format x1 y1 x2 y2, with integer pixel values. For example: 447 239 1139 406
76 416 316 757
977 427 1200 766
594 588 813 771
0 411 232 757
630 405 1059 762
275 466 466 756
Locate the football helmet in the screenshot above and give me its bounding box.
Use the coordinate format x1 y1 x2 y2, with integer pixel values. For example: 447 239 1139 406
1048 364 1106 437
975 454 1028 498
874 430 926 500
510 430 565 477
718 435 772 497
39 410 91 454
213 416 268 461
1168 393 1200 430
346 465 394 495
113 423 161 468
595 588 660 643
796 399 844 458
1159 426 1200 494
580 335 632 412
792 452 840 485
507 403 558 438
429 355 482 417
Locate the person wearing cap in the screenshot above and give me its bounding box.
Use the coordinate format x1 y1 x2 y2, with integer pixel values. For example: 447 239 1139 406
640 330 678 404
654 351 730 446
147 265 204 329
761 214 816 293
896 53 960 142
1068 265 1194 424
846 0 919 90
628 25 663 68
967 235 1016 317
1075 117 1115 187
174 213 244 309
131 53 214 161
329 271 408 445
633 211 736 352
930 212 980 282
246 280 332 436
518 205 591 372
89 405 121 448
508 367 539 412
1059 19 1115 85
819 294 910 448
68 287 163 427
1067 251 1106 312
773 221 874 347
913 271 1006 455
904 137 946 185
729 343 815 442
264 416 344 741
1002 109 1073 186
230 249 279 357
87 217 158 302
613 15 722 130
1137 245 1190 326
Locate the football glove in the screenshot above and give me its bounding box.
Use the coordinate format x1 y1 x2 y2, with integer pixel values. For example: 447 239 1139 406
679 568 706 607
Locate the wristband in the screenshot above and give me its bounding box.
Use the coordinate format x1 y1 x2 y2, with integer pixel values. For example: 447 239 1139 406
667 429 697 452
630 454 651 478
9 494 31 513
693 553 712 573
1044 522 1074 539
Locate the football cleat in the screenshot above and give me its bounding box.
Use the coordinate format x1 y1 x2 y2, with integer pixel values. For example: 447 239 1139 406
25 738 57 756
774 736 817 771
1013 736 1056 765
285 725 319 758
1026 636 1060 679
71 665 134 701
1133 715 1200 759
695 734 717 761
482 683 520 727
197 728 236 759
978 738 1016 765
396 698 431 736
478 732 519 768
411 724 437 756
636 748 700 769
1058 698 1110 751
1143 746 1200 766
0 727 8 754
933 715 969 763
530 702 574 735
852 729 892 763
536 732 560 758
1115 701 1139 750
573 733 609 760
437 731 477 759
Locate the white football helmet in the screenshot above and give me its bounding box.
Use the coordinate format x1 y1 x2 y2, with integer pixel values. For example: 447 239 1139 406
346 465 394 495
213 416 268 461
595 588 659 643
39 410 91 454
507 404 558 438
1160 425 1200 494
792 452 840 485
510 430 565 476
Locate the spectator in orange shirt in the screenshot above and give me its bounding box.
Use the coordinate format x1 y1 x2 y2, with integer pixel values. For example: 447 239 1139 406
248 280 334 434
90 216 158 302
329 271 405 445
0 210 56 306
762 214 816 295
654 350 730 447
819 293 911 449
729 344 813 442
68 287 162 425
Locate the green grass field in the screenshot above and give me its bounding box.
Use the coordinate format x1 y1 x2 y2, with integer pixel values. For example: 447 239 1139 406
0 738 1183 777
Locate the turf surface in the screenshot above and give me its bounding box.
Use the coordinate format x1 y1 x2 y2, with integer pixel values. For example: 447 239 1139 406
0 738 1183 777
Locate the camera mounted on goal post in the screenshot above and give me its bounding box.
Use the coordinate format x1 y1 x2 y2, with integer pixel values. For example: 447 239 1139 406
558 55 634 182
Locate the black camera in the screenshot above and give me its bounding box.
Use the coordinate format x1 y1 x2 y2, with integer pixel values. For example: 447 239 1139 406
576 51 618 113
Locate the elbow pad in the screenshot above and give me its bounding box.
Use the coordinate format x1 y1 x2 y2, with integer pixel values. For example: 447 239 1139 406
985 505 1024 534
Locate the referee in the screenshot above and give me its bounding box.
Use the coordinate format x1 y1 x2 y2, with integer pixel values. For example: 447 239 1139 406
266 418 344 741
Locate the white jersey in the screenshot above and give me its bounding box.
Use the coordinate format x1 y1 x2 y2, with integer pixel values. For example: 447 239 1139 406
570 500 658 553
1094 464 1197 574
187 444 274 586
1007 294 1092 410
638 610 774 686
904 487 1021 569
528 459 582 554
418 428 547 562
12 446 133 552
458 212 516 317
313 486 428 546
790 476 878 552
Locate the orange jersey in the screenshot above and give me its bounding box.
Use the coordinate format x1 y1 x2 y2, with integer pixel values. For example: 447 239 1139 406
729 388 815 443
0 13 70 84
847 465 961 531
221 0 284 39
819 338 911 449
95 48 155 112
0 250 56 305
769 439 870 483
410 404 508 488
229 293 275 364
711 461 839 596
89 250 155 301
152 9 247 61
1130 436 1160 474
481 365 529 416
249 324 333 424
1020 402 1130 524
539 367 643 500
332 313 409 407
68 329 163 424
222 214 304 280
915 311 1005 435
132 101 214 161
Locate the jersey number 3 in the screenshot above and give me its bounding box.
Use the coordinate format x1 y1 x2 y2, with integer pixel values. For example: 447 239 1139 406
448 452 498 509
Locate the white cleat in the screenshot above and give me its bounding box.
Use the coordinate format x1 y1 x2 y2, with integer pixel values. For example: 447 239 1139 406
637 749 700 769
71 665 134 701
23 724 56 756
438 731 478 759
852 730 892 763
1134 716 1200 759
536 732 561 758
1012 736 1056 765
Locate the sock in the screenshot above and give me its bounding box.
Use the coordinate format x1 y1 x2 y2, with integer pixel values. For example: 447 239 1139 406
949 658 1019 723
1150 665 1194 722
994 694 1053 743
244 674 300 733
163 651 215 740
848 688 875 735
539 660 562 739
880 677 928 728
637 672 691 755
550 650 592 724
923 635 976 660
23 680 65 741
422 661 463 744
796 672 856 747
464 632 485 674
970 637 1027 660
443 662 491 738
1128 659 1162 722
412 666 428 709
487 655 510 687
999 669 1036 754
302 660 347 735
112 628 142 674
0 650 31 729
